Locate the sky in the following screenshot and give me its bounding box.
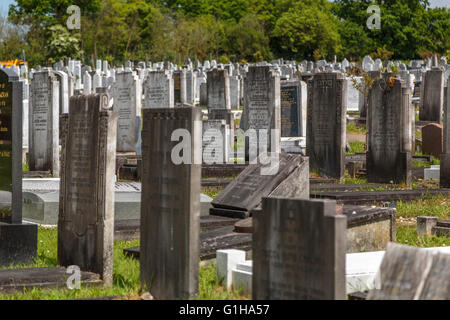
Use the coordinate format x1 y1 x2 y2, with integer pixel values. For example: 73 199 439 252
0 0 448 15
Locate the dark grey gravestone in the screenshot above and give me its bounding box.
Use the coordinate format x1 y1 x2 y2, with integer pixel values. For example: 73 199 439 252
280 80 307 137
420 68 444 122
253 197 347 300
58 94 117 286
211 153 309 213
0 68 37 266
140 107 202 299
207 69 230 110
441 83 450 188
367 73 412 186
306 72 347 180
242 66 281 157
367 243 450 300
173 70 186 105
29 70 59 176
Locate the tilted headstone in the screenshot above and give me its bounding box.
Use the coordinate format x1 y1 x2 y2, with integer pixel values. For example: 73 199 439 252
143 70 174 109
29 70 60 176
306 72 347 180
280 79 307 137
113 71 141 152
253 197 347 300
420 68 444 122
58 94 117 285
367 243 450 300
441 83 450 188
207 69 231 110
140 107 202 299
242 66 281 157
0 68 38 266
366 73 412 186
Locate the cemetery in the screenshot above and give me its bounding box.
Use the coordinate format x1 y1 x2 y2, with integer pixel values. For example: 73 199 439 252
0 0 449 303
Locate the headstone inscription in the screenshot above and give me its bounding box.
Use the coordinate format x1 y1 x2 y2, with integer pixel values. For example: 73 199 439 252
366 73 412 186
143 70 174 109
29 70 60 176
58 94 117 285
306 72 347 180
280 80 307 137
140 107 202 299
0 68 37 266
253 197 347 300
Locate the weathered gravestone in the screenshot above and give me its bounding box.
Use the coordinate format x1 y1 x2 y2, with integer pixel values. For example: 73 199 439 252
442 84 450 188
185 69 196 105
366 73 412 186
253 197 347 300
280 79 307 137
242 66 281 158
306 72 347 180
29 69 59 176
140 107 202 299
113 71 141 153
422 123 443 158
367 243 450 300
211 153 309 218
58 94 117 285
420 68 444 122
143 70 174 109
207 69 231 110
0 68 37 266
173 70 186 105
202 119 229 164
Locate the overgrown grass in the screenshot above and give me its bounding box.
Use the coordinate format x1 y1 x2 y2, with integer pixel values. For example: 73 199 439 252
347 141 365 154
397 225 450 248
346 123 366 134
396 194 450 220
198 264 247 300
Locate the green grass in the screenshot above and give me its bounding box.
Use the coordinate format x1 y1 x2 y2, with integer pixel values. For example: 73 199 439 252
347 141 365 154
396 194 450 220
397 225 450 248
346 123 366 134
22 163 29 172
0 227 242 300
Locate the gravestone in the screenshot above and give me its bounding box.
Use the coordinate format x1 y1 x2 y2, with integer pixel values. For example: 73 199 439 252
114 71 141 152
367 243 450 300
203 119 229 164
173 70 186 105
211 153 309 218
242 66 281 158
441 84 450 188
229 75 241 109
58 94 117 286
367 73 412 186
253 197 347 300
280 80 307 137
422 123 443 158
306 72 347 180
29 70 60 176
143 70 174 109
0 68 37 266
420 68 444 122
140 107 202 299
207 69 231 110
54 70 69 114
185 69 196 105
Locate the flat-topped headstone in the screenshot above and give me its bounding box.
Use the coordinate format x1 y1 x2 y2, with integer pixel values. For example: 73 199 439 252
367 243 450 300
143 70 173 109
253 197 347 300
366 73 412 186
441 83 450 188
173 70 186 105
306 72 347 180
58 94 117 286
420 68 444 122
0 68 37 266
29 70 59 176
202 119 229 164
211 153 309 214
280 79 307 137
140 107 202 299
207 69 230 110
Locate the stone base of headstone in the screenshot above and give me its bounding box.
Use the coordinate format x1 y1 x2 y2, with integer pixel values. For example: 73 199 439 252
0 223 38 267
210 207 248 219
440 153 450 188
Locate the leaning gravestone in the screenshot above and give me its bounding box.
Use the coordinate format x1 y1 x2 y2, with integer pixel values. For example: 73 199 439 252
211 153 309 218
253 197 347 300
442 83 450 188
143 70 174 109
280 79 307 137
140 107 202 299
29 69 60 176
114 71 141 153
0 68 37 266
306 72 347 180
58 94 117 286
366 73 412 186
367 243 450 300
